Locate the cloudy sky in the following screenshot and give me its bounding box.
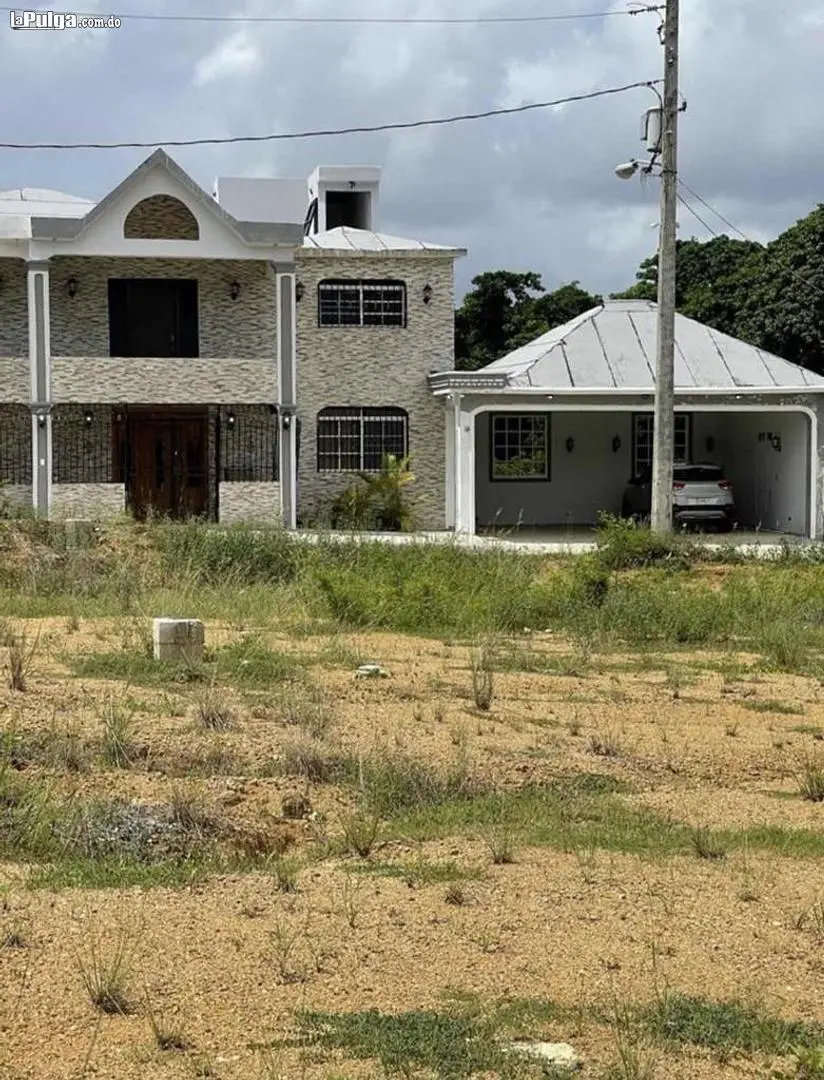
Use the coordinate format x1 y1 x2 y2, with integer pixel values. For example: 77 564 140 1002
1 0 821 298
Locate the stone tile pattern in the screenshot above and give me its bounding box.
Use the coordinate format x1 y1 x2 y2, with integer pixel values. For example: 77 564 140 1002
49 254 276 363
218 482 281 523
124 196 200 241
294 252 454 529
52 405 114 483
0 258 28 360
51 483 125 519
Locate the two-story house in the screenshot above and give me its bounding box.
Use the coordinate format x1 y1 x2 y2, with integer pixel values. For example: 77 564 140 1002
0 149 463 529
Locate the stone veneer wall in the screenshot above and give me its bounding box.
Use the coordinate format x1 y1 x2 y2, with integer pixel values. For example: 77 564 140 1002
124 195 200 241
52 406 115 483
49 256 276 361
0 404 32 485
0 258 28 360
218 482 281 523
294 252 454 530
51 484 125 519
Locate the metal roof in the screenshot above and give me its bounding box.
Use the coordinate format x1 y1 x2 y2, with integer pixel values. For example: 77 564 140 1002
477 299 824 390
0 188 95 238
303 225 464 254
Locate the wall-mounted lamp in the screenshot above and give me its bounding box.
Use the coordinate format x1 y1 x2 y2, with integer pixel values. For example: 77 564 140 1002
229 281 240 301
282 415 291 430
422 283 433 305
770 433 782 453
295 280 305 303
37 414 47 429
565 436 575 453
84 411 93 427
612 435 622 453
226 411 236 429
66 277 78 299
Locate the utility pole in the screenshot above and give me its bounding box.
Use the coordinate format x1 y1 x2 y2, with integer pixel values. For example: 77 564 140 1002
650 0 680 533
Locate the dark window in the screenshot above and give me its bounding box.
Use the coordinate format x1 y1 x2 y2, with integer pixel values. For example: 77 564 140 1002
108 278 199 358
317 407 408 472
490 414 549 481
318 280 406 328
219 407 278 482
633 414 691 475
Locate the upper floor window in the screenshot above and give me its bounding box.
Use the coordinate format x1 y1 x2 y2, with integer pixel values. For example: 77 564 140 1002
317 406 408 472
632 414 691 474
318 279 406 328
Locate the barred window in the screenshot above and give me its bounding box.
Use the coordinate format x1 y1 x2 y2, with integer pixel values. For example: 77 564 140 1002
318 279 406 327
490 414 549 481
633 414 691 474
317 407 408 472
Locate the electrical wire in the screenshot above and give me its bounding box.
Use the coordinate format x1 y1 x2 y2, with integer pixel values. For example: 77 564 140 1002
675 191 717 236
0 3 664 25
0 79 661 150
678 179 752 242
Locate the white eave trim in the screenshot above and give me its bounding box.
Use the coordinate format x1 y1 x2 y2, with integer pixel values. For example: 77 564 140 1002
428 379 824 397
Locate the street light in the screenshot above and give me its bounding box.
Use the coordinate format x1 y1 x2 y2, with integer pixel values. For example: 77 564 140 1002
614 160 642 180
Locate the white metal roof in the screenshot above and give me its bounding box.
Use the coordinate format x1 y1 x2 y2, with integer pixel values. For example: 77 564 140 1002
303 225 462 253
0 188 95 238
482 299 824 390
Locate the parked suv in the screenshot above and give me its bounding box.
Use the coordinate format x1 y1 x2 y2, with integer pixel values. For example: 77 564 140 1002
621 462 736 531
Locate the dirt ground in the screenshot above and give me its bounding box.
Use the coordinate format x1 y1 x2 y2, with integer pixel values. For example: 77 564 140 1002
0 618 822 1079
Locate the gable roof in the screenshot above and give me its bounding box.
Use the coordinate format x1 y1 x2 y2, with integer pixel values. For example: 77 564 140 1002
28 148 303 246
478 299 824 391
302 225 464 254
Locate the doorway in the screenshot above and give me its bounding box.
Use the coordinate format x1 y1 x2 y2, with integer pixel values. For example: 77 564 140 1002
108 278 199 358
117 409 209 520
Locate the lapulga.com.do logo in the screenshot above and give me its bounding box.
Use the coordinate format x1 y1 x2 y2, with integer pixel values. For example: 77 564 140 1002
9 9 122 29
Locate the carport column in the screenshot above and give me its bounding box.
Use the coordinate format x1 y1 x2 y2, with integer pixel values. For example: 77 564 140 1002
27 260 52 518
276 264 297 529
445 398 456 528
453 399 476 535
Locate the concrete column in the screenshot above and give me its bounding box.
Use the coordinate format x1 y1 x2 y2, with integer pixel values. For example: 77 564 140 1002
454 400 476 535
276 266 297 530
445 399 456 528
27 260 51 518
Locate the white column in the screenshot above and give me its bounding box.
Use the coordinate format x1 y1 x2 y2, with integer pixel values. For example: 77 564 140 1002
27 260 51 518
454 401 476 535
445 398 456 529
275 266 297 529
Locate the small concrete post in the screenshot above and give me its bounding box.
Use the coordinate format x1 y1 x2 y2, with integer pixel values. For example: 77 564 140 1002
152 618 205 664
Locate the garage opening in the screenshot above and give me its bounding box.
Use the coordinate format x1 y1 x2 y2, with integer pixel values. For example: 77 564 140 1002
473 409 812 536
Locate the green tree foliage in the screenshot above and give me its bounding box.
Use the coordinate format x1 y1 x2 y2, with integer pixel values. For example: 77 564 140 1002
454 271 601 371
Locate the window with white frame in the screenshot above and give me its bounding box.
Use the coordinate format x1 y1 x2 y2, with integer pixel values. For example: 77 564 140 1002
318 279 406 327
490 414 550 481
316 407 408 472
632 414 691 474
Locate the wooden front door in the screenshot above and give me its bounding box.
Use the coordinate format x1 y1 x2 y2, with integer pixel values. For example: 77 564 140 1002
124 412 208 520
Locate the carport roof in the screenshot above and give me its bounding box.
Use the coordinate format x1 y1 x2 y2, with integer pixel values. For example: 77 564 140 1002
430 299 824 393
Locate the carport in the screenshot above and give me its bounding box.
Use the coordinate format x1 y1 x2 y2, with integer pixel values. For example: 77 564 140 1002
429 300 824 538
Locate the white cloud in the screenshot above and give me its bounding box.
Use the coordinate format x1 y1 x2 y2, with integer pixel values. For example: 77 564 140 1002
193 30 261 87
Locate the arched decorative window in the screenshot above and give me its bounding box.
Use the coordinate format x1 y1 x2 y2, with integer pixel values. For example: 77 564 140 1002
316 406 408 472
124 195 200 240
318 279 406 327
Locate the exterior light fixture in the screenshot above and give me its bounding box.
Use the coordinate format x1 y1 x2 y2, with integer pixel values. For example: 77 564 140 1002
84 412 93 427
226 411 236 428
422 284 433 305
37 414 46 428
66 277 78 298
614 159 642 180
295 280 305 302
565 437 575 453
229 281 240 301
612 435 622 453
282 414 291 429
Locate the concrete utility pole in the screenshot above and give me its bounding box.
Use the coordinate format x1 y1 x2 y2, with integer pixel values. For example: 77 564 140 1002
650 0 680 533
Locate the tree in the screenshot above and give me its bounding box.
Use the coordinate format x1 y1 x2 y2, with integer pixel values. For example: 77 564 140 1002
737 206 824 374
455 271 601 371
613 235 764 338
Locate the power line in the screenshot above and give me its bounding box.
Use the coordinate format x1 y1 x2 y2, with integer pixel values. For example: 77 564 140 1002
0 79 661 151
678 179 751 242
675 191 716 236
0 3 664 25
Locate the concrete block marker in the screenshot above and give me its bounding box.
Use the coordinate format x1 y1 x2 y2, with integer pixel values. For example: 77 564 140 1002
152 619 205 665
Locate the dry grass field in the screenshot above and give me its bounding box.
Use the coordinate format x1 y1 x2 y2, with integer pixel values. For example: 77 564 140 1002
0 518 823 1080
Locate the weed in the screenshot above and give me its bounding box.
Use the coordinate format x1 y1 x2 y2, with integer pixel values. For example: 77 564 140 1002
145 996 189 1051
280 684 334 740
339 872 363 930
281 739 345 785
194 683 235 732
471 642 494 712
797 756 824 802
589 729 625 758
340 811 381 858
5 625 40 692
99 692 139 769
725 722 739 738
743 699 805 716
607 997 657 1080
485 822 518 866
272 856 300 894
792 1044 824 1079
794 901 824 942
77 930 134 1015
690 827 727 861
445 884 468 906
270 917 306 984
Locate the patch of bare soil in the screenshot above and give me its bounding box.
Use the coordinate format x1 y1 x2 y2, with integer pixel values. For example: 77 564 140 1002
0 620 822 1079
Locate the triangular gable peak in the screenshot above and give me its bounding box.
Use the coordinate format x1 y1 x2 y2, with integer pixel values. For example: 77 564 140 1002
30 149 302 260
